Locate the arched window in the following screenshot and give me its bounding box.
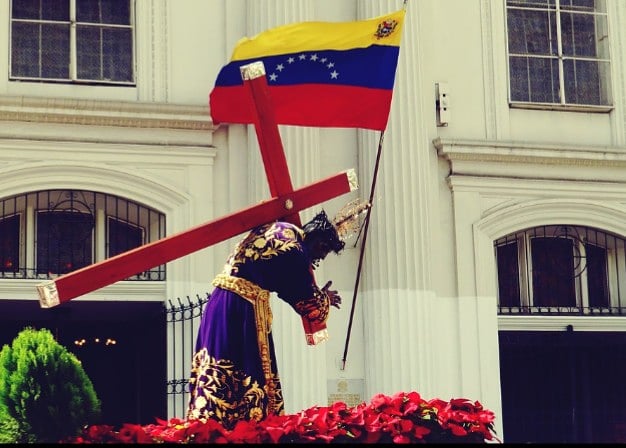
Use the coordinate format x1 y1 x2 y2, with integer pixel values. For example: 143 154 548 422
495 225 625 315
0 190 165 280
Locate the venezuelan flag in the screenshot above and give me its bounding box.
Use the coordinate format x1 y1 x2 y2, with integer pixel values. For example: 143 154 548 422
209 10 405 131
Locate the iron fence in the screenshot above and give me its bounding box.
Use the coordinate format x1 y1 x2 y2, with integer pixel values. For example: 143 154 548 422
164 293 209 418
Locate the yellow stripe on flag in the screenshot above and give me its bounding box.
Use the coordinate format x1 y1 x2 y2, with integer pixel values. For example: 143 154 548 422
231 9 405 61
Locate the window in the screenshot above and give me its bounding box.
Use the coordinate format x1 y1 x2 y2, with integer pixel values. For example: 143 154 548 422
506 0 611 109
37 211 93 275
108 217 144 258
495 225 624 314
0 215 20 274
0 190 165 280
10 0 134 85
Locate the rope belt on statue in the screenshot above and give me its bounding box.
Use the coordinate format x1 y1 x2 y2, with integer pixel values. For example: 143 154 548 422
211 273 279 414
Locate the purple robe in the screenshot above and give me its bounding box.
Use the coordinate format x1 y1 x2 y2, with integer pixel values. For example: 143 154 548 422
186 221 331 429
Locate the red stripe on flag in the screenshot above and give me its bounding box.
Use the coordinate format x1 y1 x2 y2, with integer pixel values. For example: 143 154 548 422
210 84 393 131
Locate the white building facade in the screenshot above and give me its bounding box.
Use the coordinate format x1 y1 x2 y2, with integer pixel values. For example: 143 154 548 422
2 0 626 442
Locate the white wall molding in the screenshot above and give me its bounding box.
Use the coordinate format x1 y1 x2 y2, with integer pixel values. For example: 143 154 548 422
436 138 626 167
0 96 213 131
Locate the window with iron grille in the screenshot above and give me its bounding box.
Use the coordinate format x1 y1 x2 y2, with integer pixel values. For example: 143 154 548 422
505 0 611 109
10 0 135 85
495 225 625 315
0 190 165 280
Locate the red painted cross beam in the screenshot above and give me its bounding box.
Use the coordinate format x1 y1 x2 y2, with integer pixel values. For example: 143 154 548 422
36 61 358 344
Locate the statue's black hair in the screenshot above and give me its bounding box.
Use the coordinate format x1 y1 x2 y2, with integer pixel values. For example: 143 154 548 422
302 210 345 254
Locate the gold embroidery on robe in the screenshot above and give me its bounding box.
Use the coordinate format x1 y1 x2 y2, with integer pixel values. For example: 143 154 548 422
222 223 303 275
211 273 286 415
186 349 284 429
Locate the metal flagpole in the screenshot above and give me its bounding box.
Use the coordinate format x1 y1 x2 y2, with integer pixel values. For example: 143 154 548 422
341 130 385 370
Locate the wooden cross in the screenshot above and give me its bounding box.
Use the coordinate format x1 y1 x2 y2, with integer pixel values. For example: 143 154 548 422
36 61 357 343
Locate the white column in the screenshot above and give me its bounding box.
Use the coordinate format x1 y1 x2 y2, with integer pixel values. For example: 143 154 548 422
355 4 503 430
245 0 328 415
356 0 441 400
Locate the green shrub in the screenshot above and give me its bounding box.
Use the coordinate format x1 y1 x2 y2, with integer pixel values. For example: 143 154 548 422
0 327 101 443
0 406 21 443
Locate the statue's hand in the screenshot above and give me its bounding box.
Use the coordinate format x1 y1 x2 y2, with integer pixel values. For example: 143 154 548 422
322 280 341 309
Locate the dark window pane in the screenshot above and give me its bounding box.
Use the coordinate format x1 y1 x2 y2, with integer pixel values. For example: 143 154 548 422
41 23 70 78
12 0 41 19
509 56 560 103
41 0 69 20
560 0 597 12
76 26 101 79
102 28 133 81
563 59 603 105
497 242 521 307
10 22 69 79
507 9 557 55
586 243 609 307
0 215 20 273
530 57 560 102
507 1 556 7
11 22 42 77
12 0 69 21
531 237 576 307
560 12 599 57
77 0 131 25
108 218 143 257
509 56 530 101
77 26 133 82
36 211 93 275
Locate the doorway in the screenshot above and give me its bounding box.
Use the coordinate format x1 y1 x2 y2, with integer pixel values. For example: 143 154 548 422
499 329 626 443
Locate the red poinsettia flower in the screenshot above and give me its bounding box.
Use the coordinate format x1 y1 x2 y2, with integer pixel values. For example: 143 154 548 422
192 418 230 443
369 392 391 409
227 419 266 443
261 414 292 443
116 423 153 443
85 424 115 442
448 422 470 436
65 391 499 444
413 423 432 440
